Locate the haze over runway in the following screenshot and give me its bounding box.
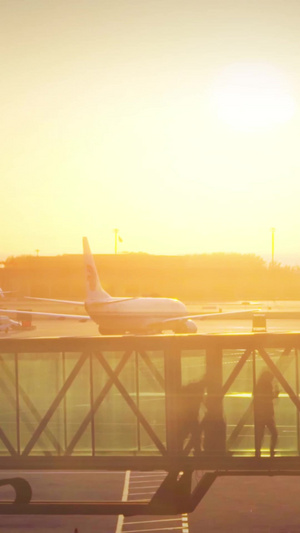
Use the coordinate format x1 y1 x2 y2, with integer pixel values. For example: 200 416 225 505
2 1 300 263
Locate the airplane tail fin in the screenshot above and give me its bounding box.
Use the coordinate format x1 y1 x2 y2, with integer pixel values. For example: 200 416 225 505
83 237 112 303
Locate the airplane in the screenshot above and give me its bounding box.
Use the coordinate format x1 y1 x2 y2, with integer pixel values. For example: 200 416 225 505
0 288 14 298
0 315 21 333
0 237 258 335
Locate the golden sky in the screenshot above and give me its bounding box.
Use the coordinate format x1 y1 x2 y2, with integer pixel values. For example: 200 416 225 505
2 0 300 263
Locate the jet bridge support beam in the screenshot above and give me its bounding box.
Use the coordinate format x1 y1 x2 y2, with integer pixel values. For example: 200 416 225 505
204 346 226 453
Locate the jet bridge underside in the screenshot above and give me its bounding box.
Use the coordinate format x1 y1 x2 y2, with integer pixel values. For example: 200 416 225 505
0 333 300 515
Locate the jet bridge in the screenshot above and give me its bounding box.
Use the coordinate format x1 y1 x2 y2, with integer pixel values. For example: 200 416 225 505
0 333 300 515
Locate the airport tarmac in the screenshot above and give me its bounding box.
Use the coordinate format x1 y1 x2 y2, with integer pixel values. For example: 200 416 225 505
5 315 300 338
2 470 300 532
1 313 300 532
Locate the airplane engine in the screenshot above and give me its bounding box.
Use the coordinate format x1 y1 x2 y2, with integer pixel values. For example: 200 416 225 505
98 326 114 335
174 319 197 334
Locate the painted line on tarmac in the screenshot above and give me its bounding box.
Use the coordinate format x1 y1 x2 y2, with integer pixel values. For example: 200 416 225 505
117 471 189 533
115 470 130 533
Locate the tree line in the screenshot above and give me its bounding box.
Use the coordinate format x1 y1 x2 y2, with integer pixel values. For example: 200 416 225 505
1 252 300 301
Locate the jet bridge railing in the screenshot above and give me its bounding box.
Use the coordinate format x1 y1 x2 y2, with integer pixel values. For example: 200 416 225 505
1 333 300 515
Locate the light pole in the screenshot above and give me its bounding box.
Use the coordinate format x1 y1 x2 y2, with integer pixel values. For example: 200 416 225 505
113 229 119 254
271 227 275 267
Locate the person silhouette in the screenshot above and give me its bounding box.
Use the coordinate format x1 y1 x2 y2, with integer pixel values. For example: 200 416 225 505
178 377 207 455
253 370 279 457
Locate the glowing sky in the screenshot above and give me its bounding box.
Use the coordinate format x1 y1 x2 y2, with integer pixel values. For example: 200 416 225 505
2 0 300 263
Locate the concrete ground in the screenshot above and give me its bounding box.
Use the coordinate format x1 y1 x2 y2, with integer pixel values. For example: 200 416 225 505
1 471 300 532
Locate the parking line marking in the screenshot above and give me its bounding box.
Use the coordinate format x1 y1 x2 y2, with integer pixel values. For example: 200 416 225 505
115 470 130 533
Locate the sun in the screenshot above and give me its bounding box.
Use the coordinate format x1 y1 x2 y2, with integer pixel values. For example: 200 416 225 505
212 63 295 131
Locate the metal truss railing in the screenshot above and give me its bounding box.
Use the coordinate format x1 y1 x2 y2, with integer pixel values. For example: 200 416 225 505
1 333 300 515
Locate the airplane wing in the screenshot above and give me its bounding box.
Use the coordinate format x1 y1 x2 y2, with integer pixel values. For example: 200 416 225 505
181 308 261 320
0 308 91 322
24 296 139 305
156 308 261 326
24 297 84 305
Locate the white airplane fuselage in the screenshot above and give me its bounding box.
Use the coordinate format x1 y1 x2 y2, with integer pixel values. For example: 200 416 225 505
85 297 194 334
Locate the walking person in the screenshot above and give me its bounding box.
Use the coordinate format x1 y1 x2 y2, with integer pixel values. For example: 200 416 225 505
253 370 279 457
178 377 207 455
